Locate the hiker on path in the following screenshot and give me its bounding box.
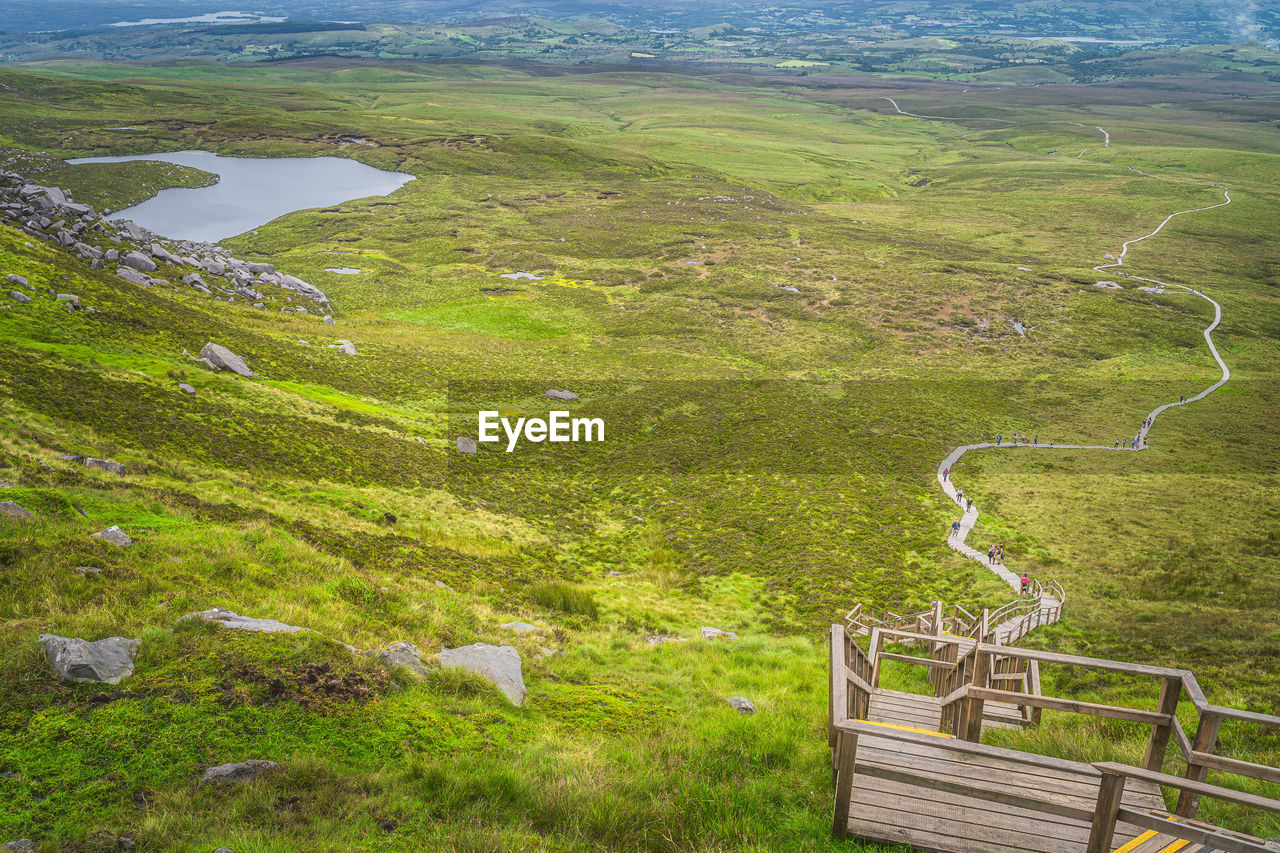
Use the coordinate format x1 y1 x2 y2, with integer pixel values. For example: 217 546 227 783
966 497 973 511
943 468 949 481
956 488 964 504
951 520 961 537
1115 439 1120 447
1020 575 1031 595
987 545 996 565
998 543 1005 562
996 434 1002 444
1033 436 1038 445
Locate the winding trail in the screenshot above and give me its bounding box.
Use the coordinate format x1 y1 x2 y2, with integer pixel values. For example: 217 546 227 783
880 95 1233 628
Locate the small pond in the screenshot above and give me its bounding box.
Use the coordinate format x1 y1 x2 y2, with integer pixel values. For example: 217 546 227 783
66 150 414 242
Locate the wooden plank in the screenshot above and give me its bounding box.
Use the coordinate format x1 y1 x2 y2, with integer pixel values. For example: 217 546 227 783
832 730 859 838
1177 714 1222 817
854 741 1160 808
968 687 1172 725
1189 751 1280 785
965 648 990 742
1094 763 1280 815
878 652 958 669
1203 704 1280 728
1171 717 1193 759
975 644 1187 680
1087 768 1127 853
1146 677 1183 771
835 719 1117 774
856 762 1097 822
1116 808 1274 853
851 772 1105 834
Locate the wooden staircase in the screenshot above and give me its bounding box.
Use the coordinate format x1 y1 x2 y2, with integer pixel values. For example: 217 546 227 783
827 621 1280 853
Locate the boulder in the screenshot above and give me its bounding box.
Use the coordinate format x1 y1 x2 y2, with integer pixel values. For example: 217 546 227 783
4 840 36 853
8 291 29 304
182 273 206 288
116 267 151 286
701 626 738 641
199 343 256 378
38 634 141 684
55 294 81 309
544 389 580 402
726 696 757 715
84 457 127 477
437 643 526 706
178 383 195 394
500 622 543 635
247 262 274 274
323 315 335 326
0 501 34 520
334 340 357 355
73 566 102 576
647 636 686 645
456 436 477 455
6 273 28 287
104 249 119 261
92 526 133 546
213 848 235 853
122 252 157 273
200 760 280 785
180 608 308 634
376 641 429 677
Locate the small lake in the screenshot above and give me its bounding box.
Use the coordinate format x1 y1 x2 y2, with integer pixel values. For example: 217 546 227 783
66 150 414 243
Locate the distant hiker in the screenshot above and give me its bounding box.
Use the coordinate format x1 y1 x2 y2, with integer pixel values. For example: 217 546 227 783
942 468 949 481
987 546 996 564
966 497 973 511
1180 394 1186 402
1033 436 1038 445
1114 439 1120 447
956 488 964 504
997 544 1005 563
1020 575 1031 594
951 520 961 537
996 434 1002 444
1123 438 1128 448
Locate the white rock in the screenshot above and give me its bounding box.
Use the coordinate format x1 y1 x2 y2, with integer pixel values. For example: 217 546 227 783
437 643 526 706
701 626 738 640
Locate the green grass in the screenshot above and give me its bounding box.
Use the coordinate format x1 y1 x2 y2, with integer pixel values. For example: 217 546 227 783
0 59 1277 850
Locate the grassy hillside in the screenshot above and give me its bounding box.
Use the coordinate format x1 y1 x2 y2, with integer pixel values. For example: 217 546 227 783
0 61 1277 849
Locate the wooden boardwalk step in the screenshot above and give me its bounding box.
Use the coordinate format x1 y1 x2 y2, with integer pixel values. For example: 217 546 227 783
866 688 944 732
846 728 1170 853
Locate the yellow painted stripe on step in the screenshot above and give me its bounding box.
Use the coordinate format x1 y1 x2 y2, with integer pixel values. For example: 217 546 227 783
863 721 952 738
1111 830 1158 853
1154 840 1190 853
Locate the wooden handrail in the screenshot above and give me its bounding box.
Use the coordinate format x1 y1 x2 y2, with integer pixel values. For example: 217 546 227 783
966 687 1173 726
1093 763 1280 815
1190 751 1280 785
1114 808 1276 853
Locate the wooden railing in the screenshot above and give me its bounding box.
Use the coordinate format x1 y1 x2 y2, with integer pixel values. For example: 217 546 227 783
849 581 1067 648
828 623 1280 847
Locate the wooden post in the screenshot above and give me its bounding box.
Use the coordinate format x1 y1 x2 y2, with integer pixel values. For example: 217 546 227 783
1176 711 1222 817
832 730 860 838
828 626 841 748
869 628 884 688
1028 660 1043 728
1144 675 1182 772
964 648 991 742
1086 768 1126 853
981 608 990 643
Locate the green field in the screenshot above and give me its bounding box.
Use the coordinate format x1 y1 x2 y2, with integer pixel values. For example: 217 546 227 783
0 58 1278 850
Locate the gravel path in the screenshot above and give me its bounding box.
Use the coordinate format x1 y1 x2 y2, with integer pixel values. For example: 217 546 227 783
881 95 1233 631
